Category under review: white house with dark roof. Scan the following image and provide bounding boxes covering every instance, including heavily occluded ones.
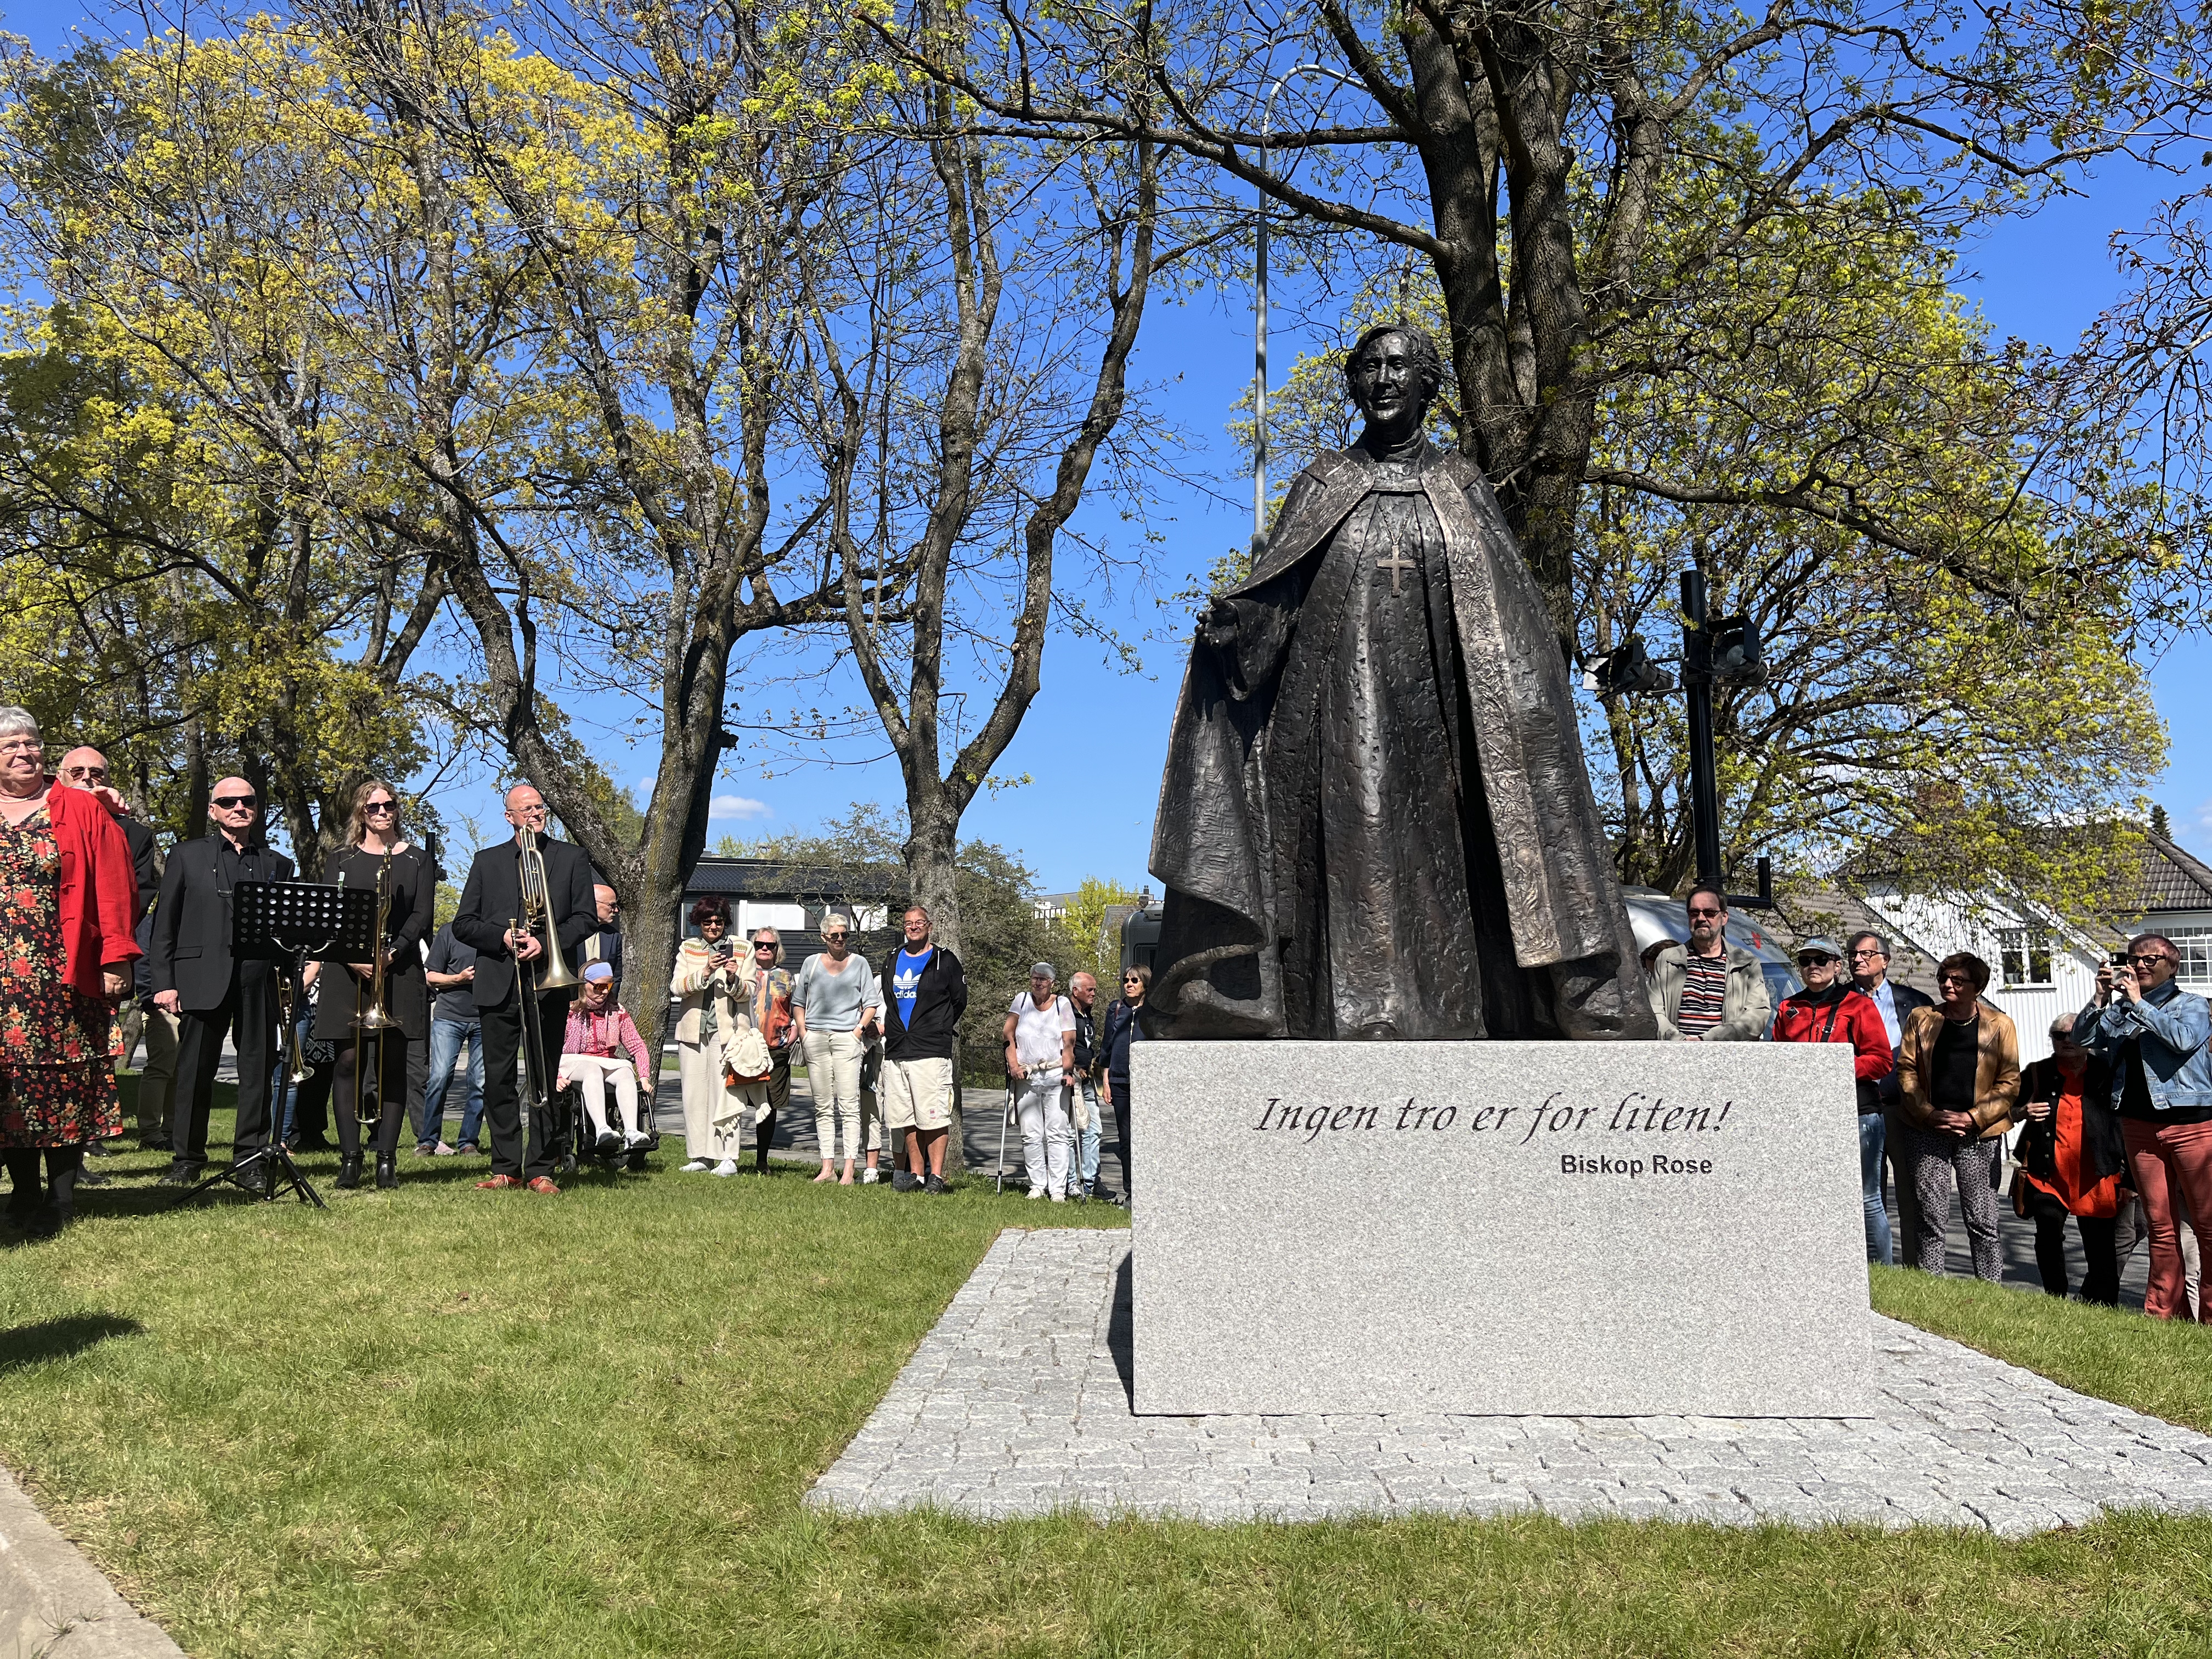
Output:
[1859,834,2212,1065]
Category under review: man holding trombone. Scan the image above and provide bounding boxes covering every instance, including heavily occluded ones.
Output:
[453,784,597,1194]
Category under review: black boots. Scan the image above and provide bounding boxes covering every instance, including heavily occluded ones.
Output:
[375,1154,398,1190]
[336,1156,362,1190]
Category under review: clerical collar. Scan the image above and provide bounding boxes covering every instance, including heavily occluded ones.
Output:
[1356,428,1430,465]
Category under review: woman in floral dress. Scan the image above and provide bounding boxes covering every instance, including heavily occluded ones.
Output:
[0,708,140,1235]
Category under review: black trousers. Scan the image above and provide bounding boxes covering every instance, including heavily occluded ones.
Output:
[753,1047,792,1172]
[479,991,573,1180]
[334,1030,410,1160]
[170,971,275,1170]
[2032,1206,2121,1305]
[1108,1073,1131,1194]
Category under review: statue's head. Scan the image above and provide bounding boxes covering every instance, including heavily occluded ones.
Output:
[1344,323,1443,431]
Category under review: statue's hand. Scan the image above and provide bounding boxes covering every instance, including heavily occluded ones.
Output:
[1199,597,1239,652]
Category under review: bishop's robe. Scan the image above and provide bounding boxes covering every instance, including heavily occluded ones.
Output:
[1148,436,1646,1040]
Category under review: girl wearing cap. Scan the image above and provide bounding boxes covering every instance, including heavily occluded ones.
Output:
[558,961,656,1158]
[793,914,883,1185]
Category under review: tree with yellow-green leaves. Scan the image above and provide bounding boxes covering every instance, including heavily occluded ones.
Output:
[0,40,447,854]
[1251,202,2168,932]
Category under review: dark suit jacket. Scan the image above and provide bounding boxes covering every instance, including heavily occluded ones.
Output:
[1873,981,1936,1107]
[148,834,296,1011]
[121,815,159,923]
[451,835,595,1009]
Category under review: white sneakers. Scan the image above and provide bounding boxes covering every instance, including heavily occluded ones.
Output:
[712,1159,740,1177]
[679,1159,712,1172]
[1027,1186,1047,1200]
[861,1168,881,1184]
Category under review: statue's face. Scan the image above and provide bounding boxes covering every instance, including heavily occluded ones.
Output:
[1346,331,1432,429]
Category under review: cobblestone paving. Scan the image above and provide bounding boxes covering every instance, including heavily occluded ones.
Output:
[808,1229,2212,1532]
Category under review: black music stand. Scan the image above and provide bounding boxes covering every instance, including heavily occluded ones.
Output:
[176,882,376,1209]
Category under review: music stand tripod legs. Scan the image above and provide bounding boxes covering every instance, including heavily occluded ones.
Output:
[173,878,373,1210]
[176,1051,325,1208]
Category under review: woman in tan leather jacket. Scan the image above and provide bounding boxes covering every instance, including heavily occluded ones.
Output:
[1898,951,2021,1280]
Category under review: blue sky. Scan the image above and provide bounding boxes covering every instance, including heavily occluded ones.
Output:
[8,2,2204,882]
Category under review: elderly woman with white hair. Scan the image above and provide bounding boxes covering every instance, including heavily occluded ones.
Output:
[0,707,140,1235]
[794,913,883,1184]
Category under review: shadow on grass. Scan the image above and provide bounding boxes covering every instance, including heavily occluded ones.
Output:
[0,1313,144,1376]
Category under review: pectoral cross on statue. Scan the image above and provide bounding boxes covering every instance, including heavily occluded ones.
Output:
[1376,549,1418,597]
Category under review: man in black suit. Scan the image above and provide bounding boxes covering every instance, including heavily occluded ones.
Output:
[452,783,596,1193]
[148,776,295,1188]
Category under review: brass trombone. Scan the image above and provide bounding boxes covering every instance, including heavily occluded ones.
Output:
[512,826,578,1118]
[351,850,397,1125]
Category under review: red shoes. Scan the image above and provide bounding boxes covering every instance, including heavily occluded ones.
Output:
[476,1173,524,1190]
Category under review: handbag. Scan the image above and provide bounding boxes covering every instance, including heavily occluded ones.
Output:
[724,1023,772,1087]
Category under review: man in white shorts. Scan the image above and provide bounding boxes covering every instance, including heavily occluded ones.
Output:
[879,904,969,1193]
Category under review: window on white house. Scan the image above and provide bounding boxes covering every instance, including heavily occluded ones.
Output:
[2171,931,2212,989]
[1997,928,2053,988]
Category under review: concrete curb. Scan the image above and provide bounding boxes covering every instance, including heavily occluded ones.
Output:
[0,1465,184,1658]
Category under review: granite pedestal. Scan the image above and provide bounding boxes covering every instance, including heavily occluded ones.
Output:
[1131,1041,1870,1417]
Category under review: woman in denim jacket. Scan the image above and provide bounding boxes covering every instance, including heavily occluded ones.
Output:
[2072,933,2212,1319]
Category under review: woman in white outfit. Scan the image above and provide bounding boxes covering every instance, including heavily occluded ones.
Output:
[793,913,883,1186]
[669,898,769,1175]
[1004,962,1076,1200]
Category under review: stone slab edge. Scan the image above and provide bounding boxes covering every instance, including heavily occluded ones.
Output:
[0,1463,185,1658]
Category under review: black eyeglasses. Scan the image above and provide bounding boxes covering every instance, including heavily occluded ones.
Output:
[1686,906,1724,919]
[753,940,776,950]
[1796,956,1835,968]
[212,794,256,809]
[2128,953,2173,967]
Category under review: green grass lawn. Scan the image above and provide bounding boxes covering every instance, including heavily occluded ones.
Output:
[8,1125,2212,1656]
[1870,1265,2212,1434]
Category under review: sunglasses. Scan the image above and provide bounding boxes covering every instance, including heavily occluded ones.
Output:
[1937,974,1974,986]
[212,793,257,809]
[1686,906,1724,919]
[362,801,397,814]
[1796,956,1835,967]
[60,765,106,781]
[753,941,776,950]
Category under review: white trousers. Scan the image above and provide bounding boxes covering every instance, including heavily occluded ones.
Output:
[560,1053,643,1143]
[677,1040,749,1160]
[1017,1072,1071,1195]
[809,1028,877,1161]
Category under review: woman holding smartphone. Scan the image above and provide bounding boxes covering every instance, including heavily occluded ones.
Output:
[671,897,752,1174]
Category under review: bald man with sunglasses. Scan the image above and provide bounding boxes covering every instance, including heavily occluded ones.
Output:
[148,778,295,1188]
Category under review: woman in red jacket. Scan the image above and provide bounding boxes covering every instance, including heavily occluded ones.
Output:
[0,708,140,1237]
[1774,938,1896,1263]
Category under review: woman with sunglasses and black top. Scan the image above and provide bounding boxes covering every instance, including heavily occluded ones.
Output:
[1097,964,1150,1202]
[306,780,433,1190]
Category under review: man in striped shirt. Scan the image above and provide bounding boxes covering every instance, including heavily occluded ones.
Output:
[1645,885,1773,1042]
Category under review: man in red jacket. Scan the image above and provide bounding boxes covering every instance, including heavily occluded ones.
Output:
[1776,938,1896,1263]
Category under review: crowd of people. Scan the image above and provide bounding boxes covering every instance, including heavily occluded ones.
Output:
[0,710,1147,1228]
[1646,883,2212,1319]
[4,698,2207,1323]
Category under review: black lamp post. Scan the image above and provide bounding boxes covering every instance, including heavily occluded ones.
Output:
[1585,570,1773,909]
